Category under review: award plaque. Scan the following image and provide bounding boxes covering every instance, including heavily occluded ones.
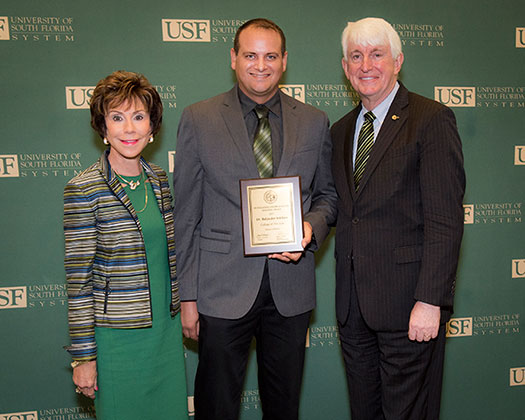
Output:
[240,176,304,256]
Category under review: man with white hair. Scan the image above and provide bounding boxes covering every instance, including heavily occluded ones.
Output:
[331,17,465,419]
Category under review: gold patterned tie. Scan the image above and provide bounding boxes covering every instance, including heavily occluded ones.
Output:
[253,105,273,178]
[353,111,376,190]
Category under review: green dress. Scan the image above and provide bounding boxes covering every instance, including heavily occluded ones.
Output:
[94,173,188,420]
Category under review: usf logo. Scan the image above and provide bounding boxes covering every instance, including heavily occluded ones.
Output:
[168,151,176,173]
[510,367,525,386]
[516,28,525,48]
[305,327,310,348]
[279,84,305,103]
[463,204,474,224]
[0,286,27,309]
[0,16,10,40]
[446,317,473,337]
[0,412,38,420]
[511,259,525,278]
[0,155,19,177]
[162,19,210,42]
[515,146,525,165]
[65,86,95,109]
[434,87,475,107]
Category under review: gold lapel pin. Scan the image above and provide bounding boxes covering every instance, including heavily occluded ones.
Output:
[392,115,400,120]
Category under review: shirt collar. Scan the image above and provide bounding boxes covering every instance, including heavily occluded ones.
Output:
[360,81,400,127]
[237,84,281,118]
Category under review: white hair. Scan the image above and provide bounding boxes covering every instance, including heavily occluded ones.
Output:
[341,17,402,61]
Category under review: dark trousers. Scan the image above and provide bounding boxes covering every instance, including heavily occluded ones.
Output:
[194,266,311,420]
[339,275,446,420]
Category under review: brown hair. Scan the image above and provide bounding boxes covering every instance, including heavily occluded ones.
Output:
[90,70,163,138]
[233,18,286,55]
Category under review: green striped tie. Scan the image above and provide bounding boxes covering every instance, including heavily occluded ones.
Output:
[253,105,273,178]
[354,111,376,190]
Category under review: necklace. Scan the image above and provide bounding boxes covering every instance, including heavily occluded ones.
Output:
[114,169,144,190]
[135,182,148,213]
[114,170,149,213]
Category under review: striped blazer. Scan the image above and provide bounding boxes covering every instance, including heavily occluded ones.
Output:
[64,152,179,361]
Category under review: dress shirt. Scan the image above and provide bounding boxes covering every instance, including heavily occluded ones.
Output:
[238,86,283,176]
[352,82,400,167]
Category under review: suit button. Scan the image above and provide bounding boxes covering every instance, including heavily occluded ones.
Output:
[352,217,359,224]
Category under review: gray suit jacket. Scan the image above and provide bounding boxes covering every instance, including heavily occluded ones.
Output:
[174,87,337,319]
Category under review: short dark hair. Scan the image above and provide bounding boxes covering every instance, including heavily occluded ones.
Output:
[234,18,286,55]
[90,70,163,138]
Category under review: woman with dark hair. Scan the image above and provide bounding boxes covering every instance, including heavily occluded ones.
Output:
[64,70,187,419]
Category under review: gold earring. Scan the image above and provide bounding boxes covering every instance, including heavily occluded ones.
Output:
[149,136,154,143]
[103,138,109,145]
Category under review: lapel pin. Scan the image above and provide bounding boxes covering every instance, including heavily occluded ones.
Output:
[392,115,400,120]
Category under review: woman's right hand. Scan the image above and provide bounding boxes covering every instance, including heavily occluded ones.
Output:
[73,360,97,399]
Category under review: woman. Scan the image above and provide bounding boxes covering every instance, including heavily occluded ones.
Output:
[64,70,187,419]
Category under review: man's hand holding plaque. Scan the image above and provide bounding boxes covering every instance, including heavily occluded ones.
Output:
[268,221,312,262]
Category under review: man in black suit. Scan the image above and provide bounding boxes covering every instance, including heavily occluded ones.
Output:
[331,17,465,419]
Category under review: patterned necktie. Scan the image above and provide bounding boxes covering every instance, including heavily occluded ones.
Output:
[253,105,273,178]
[353,111,376,190]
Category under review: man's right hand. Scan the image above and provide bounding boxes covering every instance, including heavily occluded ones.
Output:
[181,301,200,341]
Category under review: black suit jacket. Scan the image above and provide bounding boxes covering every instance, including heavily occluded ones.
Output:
[331,83,465,330]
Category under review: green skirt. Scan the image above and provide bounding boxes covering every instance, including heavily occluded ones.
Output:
[94,315,187,419]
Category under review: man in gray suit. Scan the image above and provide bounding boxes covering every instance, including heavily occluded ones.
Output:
[174,18,337,420]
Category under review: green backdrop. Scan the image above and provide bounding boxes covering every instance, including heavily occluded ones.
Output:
[1,1,524,419]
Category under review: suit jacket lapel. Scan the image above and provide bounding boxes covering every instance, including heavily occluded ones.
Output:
[355,85,409,196]
[276,91,299,176]
[100,152,140,224]
[220,88,260,177]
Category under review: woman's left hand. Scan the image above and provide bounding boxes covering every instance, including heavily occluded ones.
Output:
[73,360,98,399]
